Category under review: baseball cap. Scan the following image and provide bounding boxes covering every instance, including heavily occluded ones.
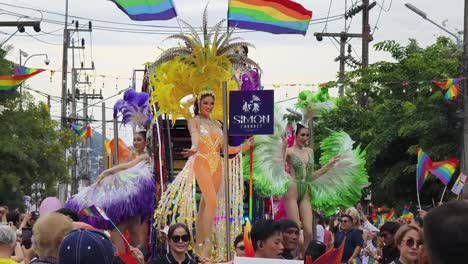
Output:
[58,229,114,264]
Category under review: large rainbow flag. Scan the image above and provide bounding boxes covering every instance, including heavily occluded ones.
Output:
[0,69,46,94]
[111,0,177,21]
[228,0,313,35]
[416,149,459,190]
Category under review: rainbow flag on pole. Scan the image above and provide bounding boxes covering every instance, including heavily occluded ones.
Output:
[417,149,432,191]
[79,205,110,220]
[431,159,459,186]
[14,66,44,75]
[0,70,46,94]
[228,0,313,35]
[111,0,177,21]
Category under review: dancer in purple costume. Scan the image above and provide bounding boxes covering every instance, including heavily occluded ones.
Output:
[66,131,155,252]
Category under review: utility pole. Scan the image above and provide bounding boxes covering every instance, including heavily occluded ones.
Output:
[462,0,468,199]
[58,0,69,204]
[68,20,93,195]
[102,102,107,170]
[314,1,374,96]
[61,0,69,130]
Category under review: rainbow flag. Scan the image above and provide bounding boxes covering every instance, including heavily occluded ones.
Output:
[14,66,44,75]
[402,205,414,223]
[79,205,110,220]
[383,208,395,222]
[417,149,432,191]
[350,258,362,264]
[71,124,92,138]
[0,70,46,94]
[228,0,313,35]
[432,78,462,101]
[313,240,344,264]
[111,0,177,21]
[430,158,459,186]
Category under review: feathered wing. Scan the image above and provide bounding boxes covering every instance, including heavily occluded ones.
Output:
[310,131,368,216]
[243,108,290,196]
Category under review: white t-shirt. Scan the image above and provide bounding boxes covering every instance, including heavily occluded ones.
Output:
[316,224,325,243]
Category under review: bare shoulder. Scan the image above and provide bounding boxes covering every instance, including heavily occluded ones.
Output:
[188,117,201,127]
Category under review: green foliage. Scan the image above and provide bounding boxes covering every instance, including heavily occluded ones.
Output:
[314,37,461,208]
[0,48,75,209]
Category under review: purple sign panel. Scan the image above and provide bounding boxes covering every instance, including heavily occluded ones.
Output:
[229,90,274,135]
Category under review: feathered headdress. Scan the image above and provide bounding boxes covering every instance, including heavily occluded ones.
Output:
[149,5,261,123]
[113,89,152,129]
[295,86,334,124]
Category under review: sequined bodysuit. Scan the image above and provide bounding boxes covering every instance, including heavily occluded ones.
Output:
[290,151,314,201]
[195,118,223,174]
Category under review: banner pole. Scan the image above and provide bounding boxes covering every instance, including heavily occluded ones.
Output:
[222,81,232,261]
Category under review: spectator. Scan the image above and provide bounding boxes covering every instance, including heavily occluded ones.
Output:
[20,212,40,230]
[345,207,362,230]
[55,208,80,222]
[234,234,245,257]
[314,213,325,243]
[423,200,468,264]
[0,225,17,264]
[322,217,333,249]
[149,223,196,264]
[58,229,116,264]
[250,220,284,259]
[25,212,74,264]
[277,218,299,259]
[6,211,21,229]
[390,225,422,264]
[378,221,401,264]
[334,214,363,264]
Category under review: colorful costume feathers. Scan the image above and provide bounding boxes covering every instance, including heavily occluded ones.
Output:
[113,89,152,129]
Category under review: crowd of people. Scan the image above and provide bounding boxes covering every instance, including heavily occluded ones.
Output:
[1,200,467,263]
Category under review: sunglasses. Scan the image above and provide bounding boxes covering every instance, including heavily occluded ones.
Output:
[341,219,350,223]
[171,234,190,243]
[236,246,245,251]
[404,238,423,248]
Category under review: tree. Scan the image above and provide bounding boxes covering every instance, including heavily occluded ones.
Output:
[314,37,461,208]
[0,48,75,209]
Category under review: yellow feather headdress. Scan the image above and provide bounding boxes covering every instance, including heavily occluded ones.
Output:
[149,5,261,124]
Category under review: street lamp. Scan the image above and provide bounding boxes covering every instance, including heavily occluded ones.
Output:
[19,50,50,100]
[405,3,462,49]
[31,182,45,210]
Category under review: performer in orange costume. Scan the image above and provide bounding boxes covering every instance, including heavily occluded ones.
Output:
[155,90,253,257]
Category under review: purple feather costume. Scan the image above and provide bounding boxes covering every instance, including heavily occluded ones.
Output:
[65,161,155,229]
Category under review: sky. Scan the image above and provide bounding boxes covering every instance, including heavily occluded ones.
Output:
[0,0,465,144]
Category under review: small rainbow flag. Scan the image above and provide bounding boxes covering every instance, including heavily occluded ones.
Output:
[0,70,46,94]
[71,124,92,138]
[79,205,110,221]
[417,149,432,191]
[383,208,395,222]
[402,205,414,223]
[111,0,177,21]
[228,0,313,35]
[430,158,459,186]
[350,258,362,264]
[432,78,462,101]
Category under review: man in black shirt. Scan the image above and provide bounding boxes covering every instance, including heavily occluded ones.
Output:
[378,221,401,264]
[334,214,363,263]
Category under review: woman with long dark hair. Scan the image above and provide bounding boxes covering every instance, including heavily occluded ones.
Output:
[155,90,253,258]
[66,130,155,253]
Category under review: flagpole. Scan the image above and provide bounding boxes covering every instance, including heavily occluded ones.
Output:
[169,0,185,34]
[416,183,422,210]
[222,81,232,261]
[439,185,448,205]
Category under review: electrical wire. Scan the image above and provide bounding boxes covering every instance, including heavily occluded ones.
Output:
[25,31,62,45]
